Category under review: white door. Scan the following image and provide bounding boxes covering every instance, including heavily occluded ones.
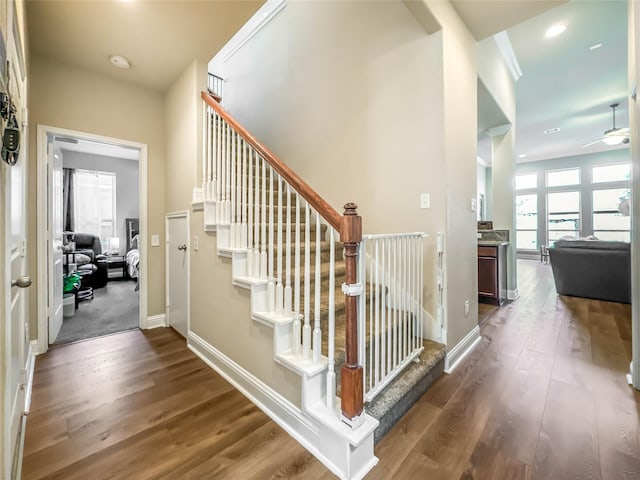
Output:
[166,213,189,337]
[1,2,30,477]
[48,141,63,343]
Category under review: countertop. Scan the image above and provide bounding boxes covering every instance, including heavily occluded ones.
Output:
[478,241,509,246]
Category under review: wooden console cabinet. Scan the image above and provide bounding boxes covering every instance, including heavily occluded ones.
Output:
[478,244,507,305]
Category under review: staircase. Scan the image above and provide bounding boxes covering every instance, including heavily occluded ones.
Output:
[189,90,445,479]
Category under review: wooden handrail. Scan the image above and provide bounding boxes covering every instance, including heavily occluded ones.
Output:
[201,92,342,231]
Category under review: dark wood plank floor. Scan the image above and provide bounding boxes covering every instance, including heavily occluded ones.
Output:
[23,259,640,479]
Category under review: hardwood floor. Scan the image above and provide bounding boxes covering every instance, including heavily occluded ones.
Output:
[23,259,640,479]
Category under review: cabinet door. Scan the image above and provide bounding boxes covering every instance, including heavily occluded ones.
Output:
[478,257,498,296]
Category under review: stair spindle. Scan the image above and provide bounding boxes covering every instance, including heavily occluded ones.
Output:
[326,228,336,408]
[260,158,267,280]
[313,211,321,364]
[284,183,292,316]
[247,147,254,277]
[293,192,301,354]
[303,202,311,359]
[276,175,284,314]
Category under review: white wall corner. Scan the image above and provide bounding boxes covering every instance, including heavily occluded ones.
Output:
[209,0,287,72]
[507,288,519,301]
[493,31,522,82]
[142,313,167,329]
[444,325,481,373]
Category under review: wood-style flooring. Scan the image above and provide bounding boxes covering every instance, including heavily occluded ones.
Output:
[23,259,640,479]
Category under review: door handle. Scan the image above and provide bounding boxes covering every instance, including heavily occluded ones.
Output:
[177,244,187,251]
[11,276,32,288]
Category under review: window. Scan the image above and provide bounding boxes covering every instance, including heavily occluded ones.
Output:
[546,168,580,187]
[593,188,630,242]
[592,163,630,183]
[515,173,537,190]
[516,194,537,249]
[74,170,116,247]
[547,191,580,244]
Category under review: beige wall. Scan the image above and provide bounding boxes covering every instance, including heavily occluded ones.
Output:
[27,55,167,337]
[428,0,479,348]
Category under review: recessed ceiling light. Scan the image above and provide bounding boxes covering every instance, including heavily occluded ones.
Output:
[589,43,603,50]
[518,154,527,158]
[544,127,560,134]
[109,54,131,69]
[544,24,566,38]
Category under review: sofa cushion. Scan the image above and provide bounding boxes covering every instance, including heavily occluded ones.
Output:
[553,239,630,251]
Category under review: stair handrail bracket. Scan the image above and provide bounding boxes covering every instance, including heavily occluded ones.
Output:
[339,203,364,426]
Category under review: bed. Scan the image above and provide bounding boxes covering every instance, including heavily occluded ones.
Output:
[125,218,140,289]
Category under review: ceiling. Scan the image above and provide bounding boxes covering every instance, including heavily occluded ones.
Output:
[478,0,630,164]
[26,0,264,92]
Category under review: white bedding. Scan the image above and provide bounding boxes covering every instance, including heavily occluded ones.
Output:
[126,248,140,279]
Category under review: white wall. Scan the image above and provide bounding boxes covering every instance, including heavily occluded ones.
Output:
[62,151,139,254]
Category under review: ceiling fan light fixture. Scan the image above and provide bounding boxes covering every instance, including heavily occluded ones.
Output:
[602,136,625,146]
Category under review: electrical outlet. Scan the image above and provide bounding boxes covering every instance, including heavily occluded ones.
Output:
[464,300,470,317]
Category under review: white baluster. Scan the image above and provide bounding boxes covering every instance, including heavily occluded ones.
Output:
[225,123,231,224]
[387,237,392,373]
[302,202,311,359]
[260,159,267,280]
[326,227,336,408]
[313,212,321,365]
[241,141,248,250]
[284,183,292,316]
[393,236,398,368]
[374,240,380,385]
[230,130,237,246]
[202,103,207,199]
[247,148,254,277]
[253,153,261,277]
[419,235,424,341]
[267,166,275,312]
[275,176,284,314]
[381,237,387,379]
[368,240,374,393]
[293,192,301,355]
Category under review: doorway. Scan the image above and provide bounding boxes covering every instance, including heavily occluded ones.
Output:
[37,126,148,351]
[166,212,189,337]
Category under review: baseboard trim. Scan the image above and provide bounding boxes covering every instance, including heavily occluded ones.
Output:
[24,341,37,415]
[188,331,374,480]
[142,314,167,330]
[507,289,519,301]
[444,325,481,373]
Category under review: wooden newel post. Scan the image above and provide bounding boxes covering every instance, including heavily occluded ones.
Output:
[340,203,364,423]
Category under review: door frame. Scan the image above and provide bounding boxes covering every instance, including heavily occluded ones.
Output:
[36,125,148,353]
[165,211,190,336]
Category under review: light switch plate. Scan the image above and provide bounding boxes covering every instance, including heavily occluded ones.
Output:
[471,198,477,212]
[420,193,430,209]
[151,234,160,247]
[193,235,199,252]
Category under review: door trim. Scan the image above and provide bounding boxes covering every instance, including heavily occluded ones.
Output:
[165,211,190,337]
[36,125,148,353]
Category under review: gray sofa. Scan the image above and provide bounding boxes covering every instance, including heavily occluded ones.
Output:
[549,239,631,304]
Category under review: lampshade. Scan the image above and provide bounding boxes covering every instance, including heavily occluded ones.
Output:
[108,237,120,251]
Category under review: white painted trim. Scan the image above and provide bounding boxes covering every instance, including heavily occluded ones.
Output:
[23,341,36,415]
[507,288,519,301]
[141,314,167,330]
[165,211,190,337]
[36,125,148,354]
[493,31,522,82]
[208,0,287,72]
[188,332,378,480]
[444,325,481,373]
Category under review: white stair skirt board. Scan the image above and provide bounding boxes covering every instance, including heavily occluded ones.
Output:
[188,332,379,480]
[444,325,481,374]
[142,314,167,330]
[507,289,519,301]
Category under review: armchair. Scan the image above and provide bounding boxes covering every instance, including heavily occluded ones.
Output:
[66,233,108,289]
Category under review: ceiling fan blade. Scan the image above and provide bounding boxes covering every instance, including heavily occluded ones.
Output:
[582,139,603,148]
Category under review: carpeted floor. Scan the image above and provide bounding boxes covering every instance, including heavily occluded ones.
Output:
[54,279,139,345]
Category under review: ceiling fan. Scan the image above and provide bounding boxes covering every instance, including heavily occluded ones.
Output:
[582,103,630,148]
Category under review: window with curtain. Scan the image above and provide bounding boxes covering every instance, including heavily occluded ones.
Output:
[73,170,116,247]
